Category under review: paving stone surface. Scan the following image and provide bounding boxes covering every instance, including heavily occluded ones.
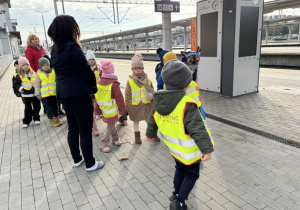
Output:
[0,59,300,209]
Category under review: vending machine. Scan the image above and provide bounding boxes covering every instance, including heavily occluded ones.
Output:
[197,0,263,97]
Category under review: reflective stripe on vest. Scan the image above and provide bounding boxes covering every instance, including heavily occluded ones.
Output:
[13,73,18,78]
[153,96,210,165]
[129,77,152,105]
[21,75,35,91]
[95,83,119,118]
[186,80,201,108]
[203,117,214,148]
[37,70,56,98]
[94,69,100,81]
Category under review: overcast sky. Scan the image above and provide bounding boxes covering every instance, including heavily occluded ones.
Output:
[8,0,300,45]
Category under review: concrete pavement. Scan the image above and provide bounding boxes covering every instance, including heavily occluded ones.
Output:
[0,58,300,210]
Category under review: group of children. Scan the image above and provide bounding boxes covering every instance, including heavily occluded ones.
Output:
[12,48,214,210]
[12,56,62,128]
[85,50,157,153]
[86,49,214,210]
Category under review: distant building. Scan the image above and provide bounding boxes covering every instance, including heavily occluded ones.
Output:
[0,0,21,57]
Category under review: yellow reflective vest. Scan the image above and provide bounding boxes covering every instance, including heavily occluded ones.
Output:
[37,70,56,98]
[13,72,18,78]
[95,83,119,118]
[153,95,214,165]
[21,74,36,91]
[94,66,101,81]
[185,81,213,142]
[186,80,202,108]
[129,77,152,105]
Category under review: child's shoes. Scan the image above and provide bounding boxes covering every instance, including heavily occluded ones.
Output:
[154,135,160,142]
[101,147,111,153]
[93,131,100,136]
[169,192,177,201]
[170,200,187,210]
[54,116,63,126]
[49,119,60,127]
[113,140,121,146]
[134,131,142,144]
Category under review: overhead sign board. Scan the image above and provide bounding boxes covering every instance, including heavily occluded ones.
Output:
[155,1,180,13]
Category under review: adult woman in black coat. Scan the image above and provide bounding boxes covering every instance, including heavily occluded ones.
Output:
[48,15,104,172]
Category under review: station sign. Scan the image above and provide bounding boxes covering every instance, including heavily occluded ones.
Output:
[155,1,180,13]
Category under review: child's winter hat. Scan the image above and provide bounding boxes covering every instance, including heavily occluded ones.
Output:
[100,60,114,75]
[86,50,96,61]
[162,60,192,90]
[131,53,144,69]
[163,52,177,65]
[38,58,50,68]
[18,57,29,67]
[156,48,168,63]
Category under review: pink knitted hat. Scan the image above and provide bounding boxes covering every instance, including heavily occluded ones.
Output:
[100,60,114,74]
[18,57,29,67]
[131,53,144,69]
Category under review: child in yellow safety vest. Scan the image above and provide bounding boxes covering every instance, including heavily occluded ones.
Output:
[146,60,214,210]
[86,50,102,136]
[13,57,41,128]
[181,48,206,120]
[94,60,126,153]
[34,58,62,127]
[12,59,20,96]
[125,53,160,144]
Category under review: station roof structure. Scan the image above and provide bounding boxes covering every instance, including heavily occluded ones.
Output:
[81,18,190,43]
[264,0,300,14]
[81,0,300,43]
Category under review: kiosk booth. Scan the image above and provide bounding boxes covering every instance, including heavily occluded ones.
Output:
[197,0,264,97]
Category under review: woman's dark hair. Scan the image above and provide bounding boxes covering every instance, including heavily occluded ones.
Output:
[48,15,81,52]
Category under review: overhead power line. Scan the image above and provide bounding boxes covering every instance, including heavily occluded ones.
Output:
[55,0,198,6]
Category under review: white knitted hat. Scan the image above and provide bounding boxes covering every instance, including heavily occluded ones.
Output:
[86,50,96,61]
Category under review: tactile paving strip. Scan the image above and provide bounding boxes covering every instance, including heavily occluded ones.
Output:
[206,113,300,149]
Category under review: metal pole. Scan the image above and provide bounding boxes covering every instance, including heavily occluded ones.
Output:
[162,0,172,51]
[298,24,300,44]
[288,25,291,42]
[62,0,65,14]
[116,0,119,23]
[112,0,116,24]
[113,37,116,51]
[35,11,49,51]
[53,0,58,16]
[41,13,49,51]
[146,33,149,52]
[133,34,135,52]
[265,26,268,45]
[184,26,187,51]
[30,24,38,34]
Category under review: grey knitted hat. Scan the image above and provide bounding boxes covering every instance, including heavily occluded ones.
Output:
[162,60,192,90]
